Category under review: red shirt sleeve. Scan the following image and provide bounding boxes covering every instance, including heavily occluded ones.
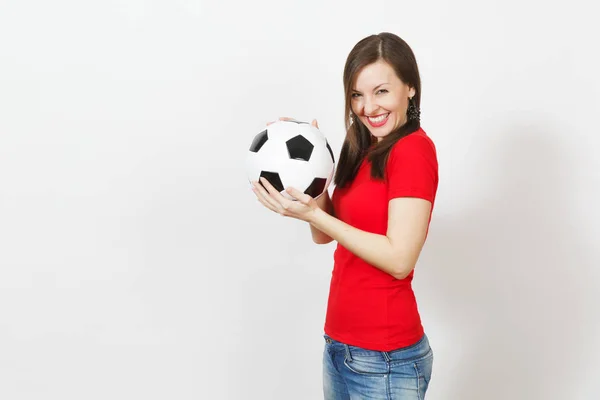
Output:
[386,132,438,203]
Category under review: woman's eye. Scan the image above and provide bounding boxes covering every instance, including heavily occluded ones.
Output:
[351,93,361,98]
[376,89,389,94]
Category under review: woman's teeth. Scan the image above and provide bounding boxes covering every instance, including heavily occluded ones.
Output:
[368,113,389,123]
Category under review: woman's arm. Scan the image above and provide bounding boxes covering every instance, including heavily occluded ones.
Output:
[252,177,431,278]
[310,191,334,244]
[307,197,431,279]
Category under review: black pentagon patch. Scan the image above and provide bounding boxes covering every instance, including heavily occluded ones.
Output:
[304,178,327,198]
[326,141,335,163]
[286,135,313,161]
[249,129,268,152]
[259,171,284,193]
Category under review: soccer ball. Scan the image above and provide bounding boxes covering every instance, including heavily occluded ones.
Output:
[246,120,335,200]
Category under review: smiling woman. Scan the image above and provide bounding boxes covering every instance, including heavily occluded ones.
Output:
[350,61,415,135]
[250,32,438,400]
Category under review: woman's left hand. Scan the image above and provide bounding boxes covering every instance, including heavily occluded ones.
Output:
[251,177,319,223]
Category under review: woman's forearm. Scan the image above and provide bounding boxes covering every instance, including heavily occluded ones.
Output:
[310,191,334,244]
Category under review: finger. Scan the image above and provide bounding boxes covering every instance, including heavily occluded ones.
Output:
[311,119,319,129]
[253,187,280,213]
[254,190,279,213]
[268,117,296,126]
[252,181,276,206]
[260,177,292,210]
[253,181,284,212]
[259,177,284,199]
[286,187,312,204]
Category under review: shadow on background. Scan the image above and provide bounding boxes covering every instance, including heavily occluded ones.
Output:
[422,118,596,399]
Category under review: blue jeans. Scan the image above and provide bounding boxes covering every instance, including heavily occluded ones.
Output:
[322,333,433,399]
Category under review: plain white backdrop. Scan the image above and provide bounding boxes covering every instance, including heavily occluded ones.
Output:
[1,0,598,399]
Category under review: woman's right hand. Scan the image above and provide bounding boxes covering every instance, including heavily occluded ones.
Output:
[267,116,319,129]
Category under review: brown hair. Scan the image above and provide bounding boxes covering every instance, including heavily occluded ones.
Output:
[334,32,422,188]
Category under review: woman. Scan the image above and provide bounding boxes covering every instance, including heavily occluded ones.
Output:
[251,32,438,399]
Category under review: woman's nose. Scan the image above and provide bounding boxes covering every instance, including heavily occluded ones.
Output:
[363,97,378,115]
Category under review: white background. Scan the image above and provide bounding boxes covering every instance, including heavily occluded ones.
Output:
[1,0,598,399]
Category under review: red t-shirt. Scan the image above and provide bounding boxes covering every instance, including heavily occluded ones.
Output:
[324,127,439,351]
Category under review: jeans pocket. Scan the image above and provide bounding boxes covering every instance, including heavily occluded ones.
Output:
[413,351,433,385]
[387,335,432,366]
[343,353,389,376]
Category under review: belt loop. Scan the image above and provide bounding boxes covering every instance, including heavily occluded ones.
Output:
[382,351,391,362]
[343,344,353,362]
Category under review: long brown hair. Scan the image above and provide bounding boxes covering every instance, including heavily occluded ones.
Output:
[334,32,422,188]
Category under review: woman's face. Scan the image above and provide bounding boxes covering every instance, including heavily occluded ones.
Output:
[350,60,415,141]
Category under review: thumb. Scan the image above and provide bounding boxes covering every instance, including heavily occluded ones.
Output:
[286,187,310,203]
[311,119,319,129]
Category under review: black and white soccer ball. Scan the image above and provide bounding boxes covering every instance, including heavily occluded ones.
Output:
[246,120,335,200]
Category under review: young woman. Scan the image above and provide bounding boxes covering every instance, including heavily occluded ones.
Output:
[251,32,439,399]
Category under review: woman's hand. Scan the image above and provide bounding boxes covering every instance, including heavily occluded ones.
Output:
[267,116,319,129]
[251,177,320,223]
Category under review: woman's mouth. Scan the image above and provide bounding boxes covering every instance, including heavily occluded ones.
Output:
[366,113,390,128]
